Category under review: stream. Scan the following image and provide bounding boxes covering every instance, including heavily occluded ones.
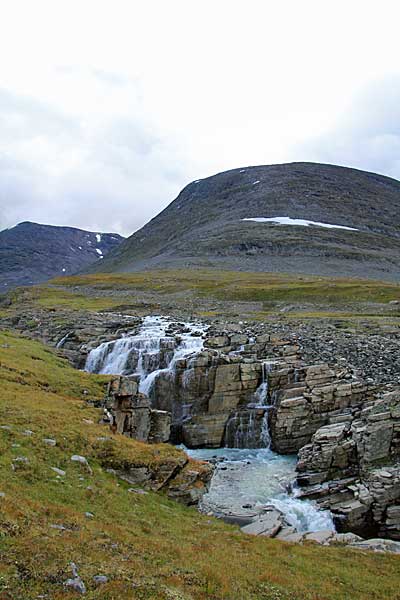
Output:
[85,315,334,533]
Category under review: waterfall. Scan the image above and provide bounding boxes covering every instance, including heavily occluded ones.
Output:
[260,411,270,447]
[56,331,73,349]
[85,316,206,396]
[224,361,274,449]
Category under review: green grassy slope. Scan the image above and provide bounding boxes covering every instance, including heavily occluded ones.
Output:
[48,270,400,304]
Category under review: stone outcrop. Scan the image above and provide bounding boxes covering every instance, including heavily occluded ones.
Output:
[204,327,301,364]
[153,351,268,447]
[238,506,400,553]
[241,507,287,537]
[107,376,171,443]
[296,389,400,538]
[269,363,375,453]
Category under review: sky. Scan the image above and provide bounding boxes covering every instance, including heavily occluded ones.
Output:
[0,0,400,236]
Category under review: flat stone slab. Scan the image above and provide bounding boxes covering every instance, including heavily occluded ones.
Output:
[241,510,282,537]
[349,538,400,553]
[303,529,335,544]
[329,532,363,544]
[279,532,305,543]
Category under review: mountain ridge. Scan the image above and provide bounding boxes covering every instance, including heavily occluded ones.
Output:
[85,162,400,281]
[0,221,124,291]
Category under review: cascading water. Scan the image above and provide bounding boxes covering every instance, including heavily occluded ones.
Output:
[185,446,334,533]
[86,315,334,534]
[85,316,207,397]
[214,360,334,532]
[224,360,274,449]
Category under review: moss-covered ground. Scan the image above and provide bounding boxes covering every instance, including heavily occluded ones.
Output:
[48,270,400,304]
[2,269,399,325]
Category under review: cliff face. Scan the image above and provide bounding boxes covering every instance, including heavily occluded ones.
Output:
[0,221,124,291]
[88,162,400,281]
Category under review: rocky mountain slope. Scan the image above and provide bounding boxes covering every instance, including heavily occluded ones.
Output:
[89,162,400,281]
[0,221,124,291]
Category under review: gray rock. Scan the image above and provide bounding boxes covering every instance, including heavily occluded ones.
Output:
[241,509,283,537]
[64,563,86,594]
[43,438,57,446]
[51,467,66,476]
[106,376,171,443]
[71,455,92,474]
[350,538,400,553]
[71,455,87,464]
[93,575,108,585]
[329,532,364,544]
[303,529,334,544]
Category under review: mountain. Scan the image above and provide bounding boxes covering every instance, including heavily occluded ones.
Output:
[88,162,400,281]
[0,221,124,291]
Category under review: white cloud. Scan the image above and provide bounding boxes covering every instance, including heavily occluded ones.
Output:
[0,0,399,235]
[293,77,400,180]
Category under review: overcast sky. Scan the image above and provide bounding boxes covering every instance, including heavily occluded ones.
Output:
[1,0,400,236]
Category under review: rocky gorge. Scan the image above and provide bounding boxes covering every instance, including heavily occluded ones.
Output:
[4,306,400,552]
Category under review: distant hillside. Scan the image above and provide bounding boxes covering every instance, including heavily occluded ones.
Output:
[88,162,400,281]
[0,221,124,291]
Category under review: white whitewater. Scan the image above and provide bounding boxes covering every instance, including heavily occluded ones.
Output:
[186,447,334,533]
[85,315,206,396]
[86,315,333,533]
[197,360,333,532]
[224,360,274,449]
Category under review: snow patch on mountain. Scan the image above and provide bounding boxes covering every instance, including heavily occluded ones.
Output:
[242,217,358,231]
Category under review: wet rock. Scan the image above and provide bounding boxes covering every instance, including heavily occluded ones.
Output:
[295,389,400,538]
[269,364,375,453]
[205,335,230,349]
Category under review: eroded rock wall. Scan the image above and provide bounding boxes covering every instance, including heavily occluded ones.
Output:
[296,389,400,538]
[268,364,375,453]
[107,376,171,444]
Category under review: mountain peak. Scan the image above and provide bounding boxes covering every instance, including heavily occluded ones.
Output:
[87,162,400,281]
[0,222,124,291]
